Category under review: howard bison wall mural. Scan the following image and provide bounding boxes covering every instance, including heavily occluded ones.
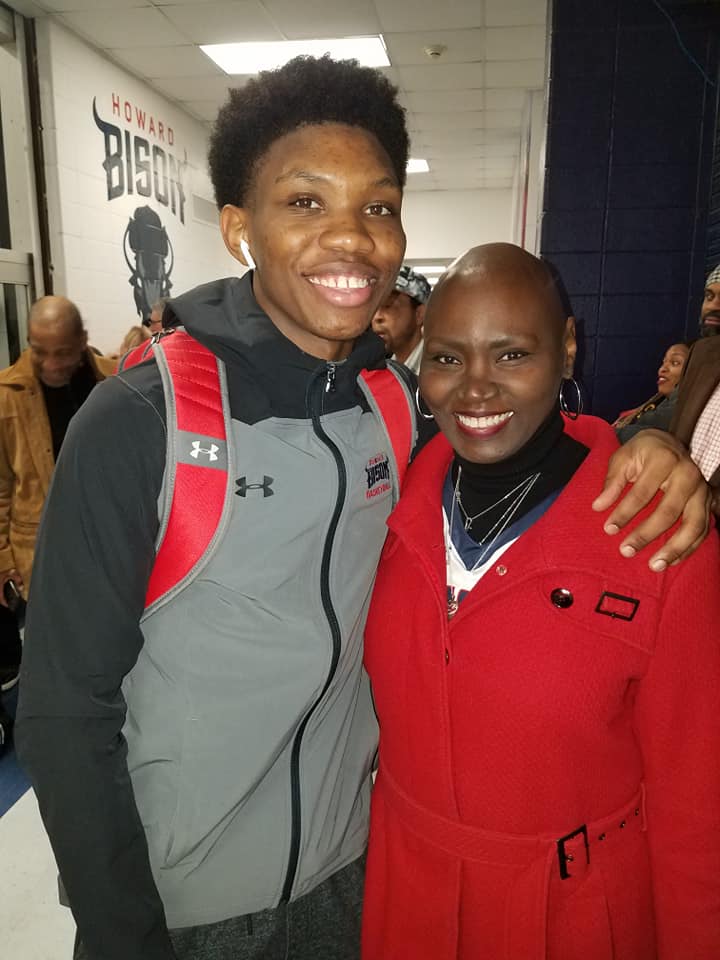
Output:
[93,94,186,324]
[124,206,173,324]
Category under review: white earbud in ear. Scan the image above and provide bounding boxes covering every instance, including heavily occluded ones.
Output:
[240,238,256,271]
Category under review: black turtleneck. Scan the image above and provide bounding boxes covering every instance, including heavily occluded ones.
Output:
[452,404,589,544]
[41,358,98,459]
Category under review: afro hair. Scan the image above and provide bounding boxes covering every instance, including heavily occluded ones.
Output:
[208,55,409,209]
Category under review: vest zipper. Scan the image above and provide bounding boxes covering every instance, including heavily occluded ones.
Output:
[280,365,347,902]
[325,362,337,393]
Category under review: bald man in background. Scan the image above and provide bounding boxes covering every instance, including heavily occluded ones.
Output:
[0,296,115,603]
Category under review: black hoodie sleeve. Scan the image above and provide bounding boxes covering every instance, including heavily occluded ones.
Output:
[15,371,177,960]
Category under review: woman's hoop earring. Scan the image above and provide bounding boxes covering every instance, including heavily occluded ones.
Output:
[415,387,435,421]
[559,377,583,420]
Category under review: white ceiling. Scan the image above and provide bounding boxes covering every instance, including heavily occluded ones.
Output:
[16,0,549,192]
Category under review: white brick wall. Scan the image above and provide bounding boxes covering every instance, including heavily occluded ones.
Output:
[36,20,240,355]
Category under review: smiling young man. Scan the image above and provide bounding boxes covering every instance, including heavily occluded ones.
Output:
[17,56,414,960]
[15,59,711,960]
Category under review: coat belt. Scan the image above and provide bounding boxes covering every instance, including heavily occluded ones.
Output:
[379,767,646,959]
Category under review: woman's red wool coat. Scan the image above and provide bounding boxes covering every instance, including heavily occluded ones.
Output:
[362,415,720,960]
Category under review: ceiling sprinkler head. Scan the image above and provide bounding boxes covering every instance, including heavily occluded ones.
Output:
[424,44,447,59]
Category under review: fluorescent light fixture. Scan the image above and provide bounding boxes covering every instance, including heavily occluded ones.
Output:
[412,264,447,274]
[407,158,430,174]
[201,37,390,74]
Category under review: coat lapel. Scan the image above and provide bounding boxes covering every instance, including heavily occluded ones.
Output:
[386,434,452,599]
[386,417,627,624]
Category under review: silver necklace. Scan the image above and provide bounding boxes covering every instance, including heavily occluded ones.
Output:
[446,466,542,618]
[453,466,541,533]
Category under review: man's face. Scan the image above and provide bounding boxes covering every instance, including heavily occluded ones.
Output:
[222,122,406,362]
[149,307,163,334]
[371,290,424,362]
[701,282,720,336]
[29,322,87,388]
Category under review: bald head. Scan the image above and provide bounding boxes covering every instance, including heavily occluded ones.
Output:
[418,243,578,464]
[429,243,567,335]
[29,296,84,338]
[28,296,88,387]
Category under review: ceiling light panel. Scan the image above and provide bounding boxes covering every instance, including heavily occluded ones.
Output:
[201,36,390,73]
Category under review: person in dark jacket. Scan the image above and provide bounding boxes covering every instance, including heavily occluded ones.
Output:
[16,57,711,960]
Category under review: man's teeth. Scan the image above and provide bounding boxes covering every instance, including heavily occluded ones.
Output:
[456,411,514,429]
[308,276,371,289]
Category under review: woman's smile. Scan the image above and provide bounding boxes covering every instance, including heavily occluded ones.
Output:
[454,410,515,436]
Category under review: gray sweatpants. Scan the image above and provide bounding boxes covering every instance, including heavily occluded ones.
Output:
[74,855,365,960]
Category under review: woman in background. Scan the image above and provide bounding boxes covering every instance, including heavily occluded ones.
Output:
[613,340,691,433]
[110,324,151,360]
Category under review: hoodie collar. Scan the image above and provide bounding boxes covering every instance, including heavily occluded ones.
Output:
[165,273,387,422]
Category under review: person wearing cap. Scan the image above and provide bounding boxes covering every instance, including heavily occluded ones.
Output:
[372,265,431,374]
[668,263,720,504]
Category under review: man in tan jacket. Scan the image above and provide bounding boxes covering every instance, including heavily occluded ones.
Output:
[0,296,115,604]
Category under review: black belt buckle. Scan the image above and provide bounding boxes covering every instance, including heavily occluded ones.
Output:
[556,823,589,879]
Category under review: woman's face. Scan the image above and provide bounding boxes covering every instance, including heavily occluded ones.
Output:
[222,123,406,361]
[656,343,689,396]
[420,272,575,464]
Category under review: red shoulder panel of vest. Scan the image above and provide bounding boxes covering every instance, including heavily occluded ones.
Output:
[137,337,413,611]
[143,332,229,609]
[121,340,154,370]
[359,368,413,490]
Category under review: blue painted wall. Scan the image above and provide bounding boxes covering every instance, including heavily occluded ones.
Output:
[542,0,720,421]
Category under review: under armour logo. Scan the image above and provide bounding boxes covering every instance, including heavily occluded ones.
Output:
[190,440,219,462]
[235,476,275,498]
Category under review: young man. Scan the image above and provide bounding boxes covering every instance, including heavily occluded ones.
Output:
[16,58,709,960]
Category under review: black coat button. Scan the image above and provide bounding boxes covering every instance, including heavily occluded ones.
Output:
[551,588,573,608]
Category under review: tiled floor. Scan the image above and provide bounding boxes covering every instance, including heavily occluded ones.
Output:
[1,688,75,958]
[1,788,76,958]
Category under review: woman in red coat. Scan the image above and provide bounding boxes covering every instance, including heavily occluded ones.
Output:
[362,243,720,960]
